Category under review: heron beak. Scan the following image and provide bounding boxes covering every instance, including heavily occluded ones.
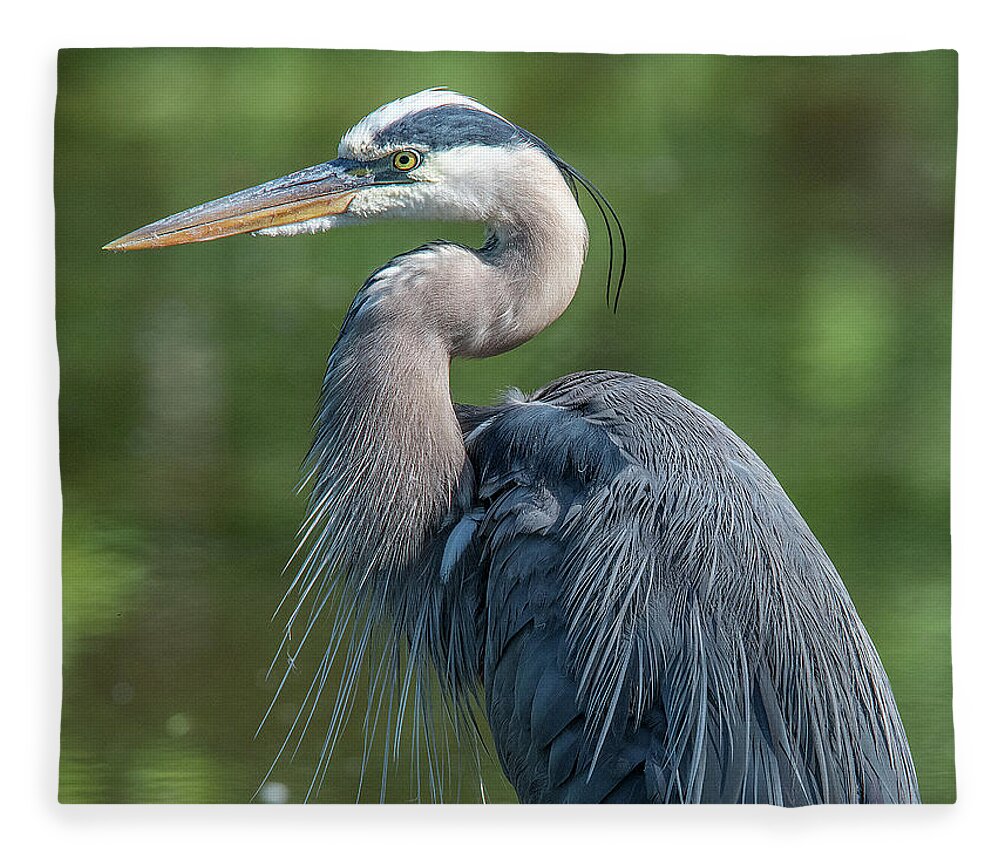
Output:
[102,159,374,251]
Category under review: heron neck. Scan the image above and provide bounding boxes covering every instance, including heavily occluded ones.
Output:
[300,319,464,604]
[462,173,590,357]
[365,165,589,360]
[301,170,587,588]
[463,206,587,356]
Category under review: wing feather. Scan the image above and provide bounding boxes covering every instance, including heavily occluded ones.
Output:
[464,371,919,804]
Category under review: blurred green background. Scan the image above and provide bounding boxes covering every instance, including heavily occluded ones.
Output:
[56,49,955,803]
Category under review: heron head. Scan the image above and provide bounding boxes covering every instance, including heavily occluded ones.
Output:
[102,89,577,250]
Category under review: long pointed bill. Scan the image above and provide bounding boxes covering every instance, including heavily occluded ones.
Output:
[103,159,374,251]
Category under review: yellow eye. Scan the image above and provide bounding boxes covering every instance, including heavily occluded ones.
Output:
[392,150,420,171]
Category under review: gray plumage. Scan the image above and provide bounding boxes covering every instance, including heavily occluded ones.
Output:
[462,374,918,802]
[106,88,920,804]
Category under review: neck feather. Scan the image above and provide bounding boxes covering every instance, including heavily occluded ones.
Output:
[293,153,588,621]
[300,314,464,586]
[453,155,590,358]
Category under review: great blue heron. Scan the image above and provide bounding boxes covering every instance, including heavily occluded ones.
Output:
[105,88,919,804]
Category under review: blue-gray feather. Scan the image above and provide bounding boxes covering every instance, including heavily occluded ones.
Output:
[455,371,919,803]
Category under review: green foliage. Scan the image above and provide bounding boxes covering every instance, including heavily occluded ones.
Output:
[56,49,955,803]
